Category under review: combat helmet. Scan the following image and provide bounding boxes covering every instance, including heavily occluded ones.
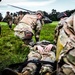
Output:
[57,12,67,19]
[36,10,44,17]
[6,11,10,14]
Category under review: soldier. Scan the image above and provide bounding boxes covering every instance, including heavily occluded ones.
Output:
[3,11,13,29]
[18,11,24,22]
[14,10,44,45]
[54,12,68,44]
[54,12,68,60]
[56,13,75,75]
[13,11,24,25]
[2,40,56,75]
[13,13,18,25]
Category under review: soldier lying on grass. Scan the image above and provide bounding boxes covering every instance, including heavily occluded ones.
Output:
[2,40,56,75]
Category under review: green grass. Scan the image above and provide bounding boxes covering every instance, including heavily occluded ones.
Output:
[40,21,58,42]
[0,21,58,71]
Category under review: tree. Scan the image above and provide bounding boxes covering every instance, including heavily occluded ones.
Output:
[49,9,58,21]
[52,9,57,14]
[43,11,49,17]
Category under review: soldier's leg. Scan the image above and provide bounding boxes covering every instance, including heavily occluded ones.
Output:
[21,51,41,75]
[21,63,37,75]
[34,30,40,42]
[23,39,34,46]
[8,21,12,29]
[40,64,53,75]
[14,31,31,45]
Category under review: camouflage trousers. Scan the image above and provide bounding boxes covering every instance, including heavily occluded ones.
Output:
[21,50,55,75]
[14,23,34,44]
[21,51,41,75]
[40,51,55,74]
[7,19,13,29]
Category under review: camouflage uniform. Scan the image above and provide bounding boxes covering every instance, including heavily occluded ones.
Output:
[2,40,56,75]
[21,49,41,75]
[56,13,75,75]
[14,11,44,45]
[54,17,68,44]
[13,11,24,25]
[39,45,56,75]
[54,12,68,44]
[20,40,56,75]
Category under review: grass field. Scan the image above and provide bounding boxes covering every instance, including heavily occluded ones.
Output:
[0,21,58,71]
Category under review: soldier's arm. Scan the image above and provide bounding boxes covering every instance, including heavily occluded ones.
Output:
[63,14,74,36]
[63,22,73,36]
[36,20,42,30]
[63,22,75,43]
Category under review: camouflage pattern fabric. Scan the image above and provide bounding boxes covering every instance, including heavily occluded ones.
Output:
[58,48,75,75]
[14,14,43,44]
[54,17,68,44]
[56,29,69,61]
[14,22,33,39]
[56,14,75,75]
[21,50,41,75]
[20,40,56,75]
[36,44,55,74]
[34,20,42,42]
[4,13,13,29]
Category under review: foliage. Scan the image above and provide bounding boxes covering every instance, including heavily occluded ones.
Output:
[0,21,58,71]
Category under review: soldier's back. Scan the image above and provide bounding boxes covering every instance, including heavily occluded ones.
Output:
[20,14,37,26]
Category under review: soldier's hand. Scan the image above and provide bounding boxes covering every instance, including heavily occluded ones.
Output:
[45,44,53,52]
[37,45,44,54]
